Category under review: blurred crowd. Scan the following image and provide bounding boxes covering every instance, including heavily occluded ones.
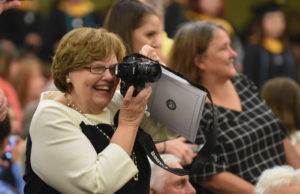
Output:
[0,0,300,193]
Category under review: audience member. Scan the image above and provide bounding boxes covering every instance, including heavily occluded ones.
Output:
[0,0,45,61]
[104,0,196,166]
[23,27,177,193]
[0,78,22,134]
[261,77,300,155]
[138,0,174,62]
[243,2,298,90]
[0,114,25,194]
[150,154,196,194]
[168,21,300,194]
[104,0,164,60]
[0,46,19,84]
[254,165,300,194]
[0,45,22,134]
[40,0,104,63]
[164,0,190,38]
[0,88,7,122]
[0,0,20,15]
[186,0,232,35]
[11,58,45,109]
[186,0,244,72]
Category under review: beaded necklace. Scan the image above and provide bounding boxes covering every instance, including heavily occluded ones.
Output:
[64,93,139,181]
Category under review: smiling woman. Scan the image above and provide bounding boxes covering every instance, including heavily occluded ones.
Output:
[168,21,300,194]
[104,0,163,56]
[23,27,177,194]
[104,0,198,167]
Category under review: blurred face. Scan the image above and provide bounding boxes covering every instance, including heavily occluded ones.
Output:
[8,60,19,83]
[27,66,45,102]
[68,54,119,114]
[157,163,196,194]
[198,0,223,16]
[262,11,285,39]
[198,28,237,81]
[132,14,163,53]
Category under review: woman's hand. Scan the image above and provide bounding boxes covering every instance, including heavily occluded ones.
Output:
[11,136,25,164]
[0,0,21,14]
[161,137,198,166]
[118,85,152,130]
[140,45,165,65]
[112,86,152,155]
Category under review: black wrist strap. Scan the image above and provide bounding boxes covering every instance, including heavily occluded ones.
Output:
[114,111,189,176]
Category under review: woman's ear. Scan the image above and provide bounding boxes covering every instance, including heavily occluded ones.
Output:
[194,54,206,71]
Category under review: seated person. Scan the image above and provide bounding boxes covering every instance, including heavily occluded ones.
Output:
[261,77,300,155]
[254,165,300,194]
[0,115,25,194]
[150,154,196,194]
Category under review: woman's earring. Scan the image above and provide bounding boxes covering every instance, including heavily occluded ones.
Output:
[66,78,71,84]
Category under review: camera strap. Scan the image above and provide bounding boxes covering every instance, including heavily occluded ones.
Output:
[160,65,218,173]
[113,111,189,176]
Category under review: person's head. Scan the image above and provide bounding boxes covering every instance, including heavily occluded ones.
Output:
[261,77,300,131]
[150,154,196,194]
[52,27,126,113]
[0,0,21,15]
[254,2,286,40]
[168,21,236,83]
[104,0,163,54]
[254,165,300,194]
[188,0,225,17]
[12,58,45,108]
[0,46,19,83]
[139,0,165,17]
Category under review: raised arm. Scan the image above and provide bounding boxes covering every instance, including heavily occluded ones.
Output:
[111,86,152,155]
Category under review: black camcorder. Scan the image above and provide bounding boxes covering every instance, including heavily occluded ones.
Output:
[114,53,162,97]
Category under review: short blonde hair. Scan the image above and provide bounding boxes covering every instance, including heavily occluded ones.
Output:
[52,27,126,93]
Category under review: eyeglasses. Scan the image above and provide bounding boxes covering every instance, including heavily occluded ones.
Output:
[83,64,116,75]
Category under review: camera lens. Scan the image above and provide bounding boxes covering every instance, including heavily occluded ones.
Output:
[137,61,161,82]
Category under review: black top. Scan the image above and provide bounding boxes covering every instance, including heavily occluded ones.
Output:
[190,74,288,194]
[164,2,190,38]
[243,44,298,90]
